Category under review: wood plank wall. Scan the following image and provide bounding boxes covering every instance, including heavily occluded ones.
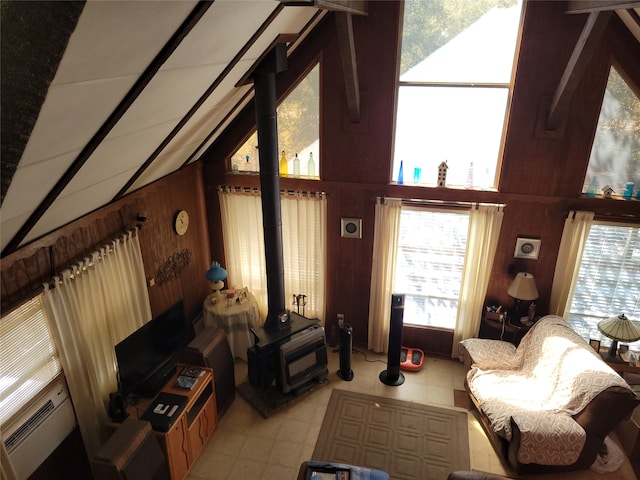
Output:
[202,1,640,354]
[1,163,212,322]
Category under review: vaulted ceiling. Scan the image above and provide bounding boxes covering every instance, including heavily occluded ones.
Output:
[1,0,638,257]
[1,0,330,255]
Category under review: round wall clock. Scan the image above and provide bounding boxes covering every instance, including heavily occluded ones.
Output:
[174,210,189,236]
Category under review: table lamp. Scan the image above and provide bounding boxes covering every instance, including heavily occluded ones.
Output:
[598,314,640,362]
[205,261,227,297]
[507,272,538,324]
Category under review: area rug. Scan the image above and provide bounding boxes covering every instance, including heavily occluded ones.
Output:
[312,390,470,480]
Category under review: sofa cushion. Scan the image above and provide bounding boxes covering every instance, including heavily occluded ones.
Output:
[511,411,586,465]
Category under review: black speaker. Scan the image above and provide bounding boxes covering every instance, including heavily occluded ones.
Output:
[108,392,129,423]
[337,324,354,381]
[180,327,236,418]
[379,294,405,386]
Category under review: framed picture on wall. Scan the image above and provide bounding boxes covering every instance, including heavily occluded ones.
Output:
[589,339,601,352]
[514,238,541,259]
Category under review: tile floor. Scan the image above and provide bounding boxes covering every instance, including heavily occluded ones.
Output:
[186,348,638,480]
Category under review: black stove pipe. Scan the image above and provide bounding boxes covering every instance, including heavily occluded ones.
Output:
[253,45,288,332]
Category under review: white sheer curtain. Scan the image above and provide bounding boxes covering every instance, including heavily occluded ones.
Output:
[218,187,327,322]
[550,211,594,317]
[218,190,268,319]
[43,229,151,458]
[452,204,504,354]
[368,198,402,353]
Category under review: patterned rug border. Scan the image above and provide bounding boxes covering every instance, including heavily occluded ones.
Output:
[313,389,470,480]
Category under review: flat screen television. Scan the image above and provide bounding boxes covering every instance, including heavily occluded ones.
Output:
[115,300,193,398]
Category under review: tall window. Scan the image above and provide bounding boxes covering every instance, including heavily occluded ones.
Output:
[231,63,319,178]
[567,223,640,348]
[0,294,62,426]
[394,0,522,188]
[218,189,326,322]
[582,66,640,197]
[394,207,469,328]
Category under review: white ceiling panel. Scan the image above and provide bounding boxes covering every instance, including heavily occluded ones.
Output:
[187,93,256,165]
[1,211,34,252]
[53,0,197,85]
[162,0,279,70]
[19,76,137,166]
[167,85,252,149]
[130,143,199,191]
[24,168,140,245]
[1,151,79,221]
[60,121,178,197]
[108,63,224,138]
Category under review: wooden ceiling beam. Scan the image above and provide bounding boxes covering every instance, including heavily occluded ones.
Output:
[335,12,360,122]
[316,0,367,15]
[281,0,367,15]
[546,10,612,131]
[566,1,640,14]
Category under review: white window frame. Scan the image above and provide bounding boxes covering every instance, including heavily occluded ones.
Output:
[393,0,523,189]
[394,206,470,328]
[0,293,62,427]
[230,63,320,178]
[567,221,640,348]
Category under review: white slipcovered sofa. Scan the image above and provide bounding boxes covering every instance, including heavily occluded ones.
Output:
[458,315,639,474]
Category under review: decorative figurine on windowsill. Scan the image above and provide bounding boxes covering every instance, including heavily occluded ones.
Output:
[437,161,448,187]
[602,185,615,198]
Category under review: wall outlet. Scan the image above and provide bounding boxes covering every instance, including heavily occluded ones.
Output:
[337,313,344,328]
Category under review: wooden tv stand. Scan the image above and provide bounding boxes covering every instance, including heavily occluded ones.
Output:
[120,366,217,480]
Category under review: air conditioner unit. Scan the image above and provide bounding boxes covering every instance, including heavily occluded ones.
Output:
[2,377,77,479]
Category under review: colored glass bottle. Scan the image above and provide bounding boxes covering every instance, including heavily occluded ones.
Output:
[279,151,288,176]
[586,176,598,198]
[465,161,474,189]
[307,152,315,178]
[398,160,404,184]
[293,153,300,177]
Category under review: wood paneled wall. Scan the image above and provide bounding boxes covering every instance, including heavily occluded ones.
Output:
[202,1,640,353]
[1,163,212,322]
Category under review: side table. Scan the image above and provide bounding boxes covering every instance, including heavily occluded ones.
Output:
[479,316,533,346]
[601,352,640,376]
[203,291,261,361]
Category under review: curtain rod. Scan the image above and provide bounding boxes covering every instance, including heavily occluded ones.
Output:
[45,227,140,288]
[378,196,505,209]
[217,185,327,197]
[3,227,140,312]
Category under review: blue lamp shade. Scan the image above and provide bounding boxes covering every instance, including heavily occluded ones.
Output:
[205,262,227,282]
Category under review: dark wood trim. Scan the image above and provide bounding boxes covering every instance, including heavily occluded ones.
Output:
[180,12,324,169]
[1,1,214,258]
[115,3,286,199]
[179,88,254,170]
[566,1,640,14]
[547,10,612,130]
[200,12,331,166]
[236,32,297,87]
[335,12,360,122]
[316,0,367,15]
